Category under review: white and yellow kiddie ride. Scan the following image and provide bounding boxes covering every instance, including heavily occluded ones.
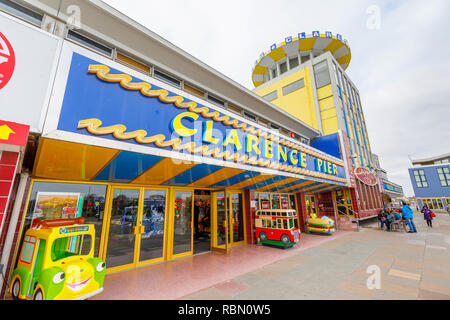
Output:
[9,218,106,300]
[306,213,335,235]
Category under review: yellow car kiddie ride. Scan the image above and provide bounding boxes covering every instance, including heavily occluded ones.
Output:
[9,218,106,300]
[306,213,335,234]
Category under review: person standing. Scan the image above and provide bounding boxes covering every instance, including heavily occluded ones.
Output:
[402,201,417,233]
[421,204,433,228]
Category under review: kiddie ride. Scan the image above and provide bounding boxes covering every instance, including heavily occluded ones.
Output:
[255,209,300,248]
[306,213,335,234]
[9,218,106,300]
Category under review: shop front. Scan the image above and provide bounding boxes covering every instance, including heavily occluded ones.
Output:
[11,42,349,275]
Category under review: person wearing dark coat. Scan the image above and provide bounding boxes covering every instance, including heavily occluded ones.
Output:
[421,204,433,228]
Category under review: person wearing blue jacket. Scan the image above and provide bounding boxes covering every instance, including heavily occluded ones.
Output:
[402,201,417,233]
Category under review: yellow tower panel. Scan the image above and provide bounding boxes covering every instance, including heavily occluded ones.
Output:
[319,96,334,111]
[254,67,319,130]
[317,84,333,100]
[321,110,339,136]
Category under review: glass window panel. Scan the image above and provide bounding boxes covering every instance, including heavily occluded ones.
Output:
[231,193,244,243]
[0,0,42,25]
[271,194,280,209]
[172,191,193,255]
[106,189,140,268]
[432,199,438,209]
[20,241,35,263]
[207,94,225,107]
[140,189,166,261]
[262,90,278,102]
[289,56,299,69]
[279,61,288,74]
[21,182,107,258]
[271,68,277,79]
[260,193,270,209]
[314,60,331,88]
[153,69,181,88]
[300,54,310,64]
[282,79,305,95]
[67,30,112,57]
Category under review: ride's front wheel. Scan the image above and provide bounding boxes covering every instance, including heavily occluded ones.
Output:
[281,234,291,245]
[259,231,267,242]
[33,288,44,300]
[11,279,20,299]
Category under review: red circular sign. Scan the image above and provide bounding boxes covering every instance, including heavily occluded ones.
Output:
[0,32,15,91]
[354,167,378,186]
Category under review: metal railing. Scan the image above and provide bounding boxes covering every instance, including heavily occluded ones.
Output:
[336,201,360,231]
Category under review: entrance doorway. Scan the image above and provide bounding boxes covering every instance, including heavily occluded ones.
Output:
[103,187,168,273]
[334,189,354,217]
[101,186,245,273]
[210,190,246,254]
[193,190,211,255]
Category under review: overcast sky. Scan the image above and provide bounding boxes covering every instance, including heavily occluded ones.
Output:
[102,0,450,196]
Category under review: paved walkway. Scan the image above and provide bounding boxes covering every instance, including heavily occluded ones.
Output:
[92,230,351,300]
[182,211,450,300]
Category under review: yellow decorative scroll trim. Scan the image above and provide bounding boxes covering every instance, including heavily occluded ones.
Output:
[87,64,344,167]
[77,118,347,184]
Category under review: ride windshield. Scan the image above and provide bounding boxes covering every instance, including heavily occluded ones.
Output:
[51,234,92,262]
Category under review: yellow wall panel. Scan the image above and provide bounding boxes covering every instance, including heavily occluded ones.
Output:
[34,139,120,181]
[254,67,319,130]
[322,117,339,136]
[321,108,337,120]
[317,84,333,100]
[319,96,334,111]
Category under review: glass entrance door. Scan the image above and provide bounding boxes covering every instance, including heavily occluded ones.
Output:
[211,190,245,253]
[211,190,229,253]
[170,190,193,259]
[229,192,245,245]
[104,187,168,272]
[105,187,141,271]
[138,189,167,266]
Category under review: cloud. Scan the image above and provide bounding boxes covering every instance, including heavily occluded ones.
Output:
[102,0,450,196]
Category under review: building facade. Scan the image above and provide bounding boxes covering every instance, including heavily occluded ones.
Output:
[0,0,352,298]
[252,32,385,220]
[372,153,405,209]
[408,153,450,212]
[0,0,401,299]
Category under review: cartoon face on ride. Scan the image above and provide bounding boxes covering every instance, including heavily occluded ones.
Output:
[9,218,106,300]
[255,209,300,247]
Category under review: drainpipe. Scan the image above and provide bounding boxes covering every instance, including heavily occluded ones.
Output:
[0,172,29,297]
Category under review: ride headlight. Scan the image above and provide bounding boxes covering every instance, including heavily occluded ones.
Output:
[53,272,65,284]
[96,262,106,272]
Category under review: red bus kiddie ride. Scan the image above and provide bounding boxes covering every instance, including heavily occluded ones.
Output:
[255,209,300,247]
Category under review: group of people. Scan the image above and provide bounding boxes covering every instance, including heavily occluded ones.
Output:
[377,202,416,232]
[378,201,436,233]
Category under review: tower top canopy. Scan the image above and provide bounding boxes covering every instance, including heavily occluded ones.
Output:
[252,31,351,87]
